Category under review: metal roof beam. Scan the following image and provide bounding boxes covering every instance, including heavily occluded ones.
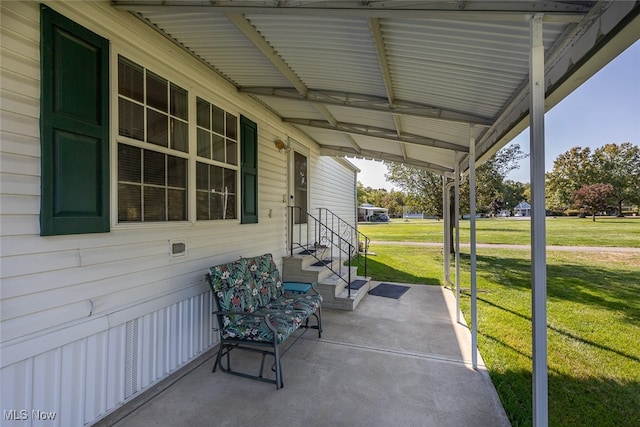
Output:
[369,17,406,159]
[226,13,362,154]
[284,118,469,153]
[474,1,640,164]
[240,87,492,126]
[319,147,453,174]
[113,1,588,23]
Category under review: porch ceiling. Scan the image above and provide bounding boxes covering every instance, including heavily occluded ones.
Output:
[112,1,640,177]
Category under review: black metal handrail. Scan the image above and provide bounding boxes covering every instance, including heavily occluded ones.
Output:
[288,206,369,297]
[317,208,369,280]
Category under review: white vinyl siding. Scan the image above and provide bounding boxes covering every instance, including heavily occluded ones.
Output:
[310,156,358,227]
[0,1,357,424]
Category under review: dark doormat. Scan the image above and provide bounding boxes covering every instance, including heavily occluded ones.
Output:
[368,283,410,299]
[298,249,316,255]
[311,259,332,267]
[350,279,368,290]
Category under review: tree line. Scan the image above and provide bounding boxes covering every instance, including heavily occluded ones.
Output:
[357,142,639,220]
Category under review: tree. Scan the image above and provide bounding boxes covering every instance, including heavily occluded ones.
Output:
[380,191,406,217]
[501,180,527,215]
[591,143,640,216]
[571,183,615,222]
[546,146,596,212]
[386,143,528,216]
[546,143,640,215]
[357,182,388,207]
[385,164,444,217]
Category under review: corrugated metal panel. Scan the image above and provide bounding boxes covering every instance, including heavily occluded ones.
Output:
[140,12,291,87]
[114,1,638,176]
[1,291,215,426]
[254,96,326,120]
[325,105,397,131]
[247,15,388,96]
[401,116,483,147]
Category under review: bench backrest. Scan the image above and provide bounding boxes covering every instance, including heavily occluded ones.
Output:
[244,253,285,306]
[208,253,284,313]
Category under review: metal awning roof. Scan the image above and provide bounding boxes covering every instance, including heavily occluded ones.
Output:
[112,1,640,177]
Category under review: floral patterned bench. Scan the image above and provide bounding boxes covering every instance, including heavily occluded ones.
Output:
[207,253,322,389]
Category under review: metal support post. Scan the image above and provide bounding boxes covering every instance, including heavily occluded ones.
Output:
[454,154,461,324]
[469,133,477,369]
[530,13,548,427]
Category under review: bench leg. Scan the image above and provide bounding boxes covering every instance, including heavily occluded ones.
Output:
[212,341,226,373]
[273,341,283,390]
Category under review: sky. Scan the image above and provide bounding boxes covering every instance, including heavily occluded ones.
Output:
[350,39,639,189]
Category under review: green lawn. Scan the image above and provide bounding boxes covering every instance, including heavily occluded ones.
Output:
[359,216,640,247]
[353,220,640,427]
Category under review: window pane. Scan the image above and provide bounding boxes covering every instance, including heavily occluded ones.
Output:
[212,105,224,134]
[171,119,188,152]
[147,109,168,147]
[197,97,210,130]
[146,71,167,111]
[197,129,211,159]
[170,84,187,120]
[226,194,236,219]
[212,134,225,162]
[196,162,208,190]
[224,168,236,194]
[210,193,223,220]
[210,165,223,192]
[118,144,141,183]
[167,155,186,188]
[118,98,144,140]
[196,191,209,220]
[226,114,237,140]
[168,189,186,221]
[118,57,143,102]
[144,150,165,186]
[226,140,237,165]
[118,183,141,222]
[143,186,166,221]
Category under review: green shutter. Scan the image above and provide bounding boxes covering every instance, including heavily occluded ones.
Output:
[40,5,110,235]
[240,116,258,224]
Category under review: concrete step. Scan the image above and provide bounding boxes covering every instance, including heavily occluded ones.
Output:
[317,274,371,311]
[282,253,347,283]
[282,251,370,311]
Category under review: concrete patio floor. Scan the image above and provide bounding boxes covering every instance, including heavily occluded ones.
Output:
[101,283,510,427]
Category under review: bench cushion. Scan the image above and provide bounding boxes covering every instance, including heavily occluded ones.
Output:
[209,259,261,314]
[243,253,285,306]
[260,293,322,318]
[221,311,306,344]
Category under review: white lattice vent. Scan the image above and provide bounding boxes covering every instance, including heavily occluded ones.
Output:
[125,319,139,398]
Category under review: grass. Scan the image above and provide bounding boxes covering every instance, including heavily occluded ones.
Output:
[358,216,640,247]
[353,219,640,427]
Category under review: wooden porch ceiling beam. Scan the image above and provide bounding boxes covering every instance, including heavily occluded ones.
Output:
[113,1,587,23]
[284,118,469,153]
[239,87,492,126]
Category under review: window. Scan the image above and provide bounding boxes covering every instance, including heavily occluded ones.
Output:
[40,5,110,235]
[117,56,189,222]
[195,97,238,220]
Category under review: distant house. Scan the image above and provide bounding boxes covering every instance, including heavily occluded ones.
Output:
[514,201,532,217]
[358,203,388,221]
